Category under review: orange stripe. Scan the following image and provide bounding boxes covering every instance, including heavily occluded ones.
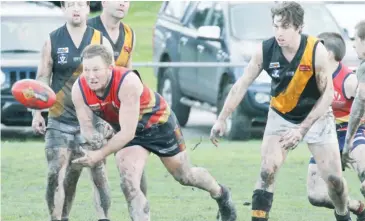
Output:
[115,23,133,67]
[270,36,318,114]
[252,210,268,218]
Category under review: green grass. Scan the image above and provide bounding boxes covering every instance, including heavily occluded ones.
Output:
[1,140,363,221]
[90,2,163,90]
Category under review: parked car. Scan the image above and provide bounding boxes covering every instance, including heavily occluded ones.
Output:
[1,1,65,126]
[153,1,360,140]
[326,2,365,40]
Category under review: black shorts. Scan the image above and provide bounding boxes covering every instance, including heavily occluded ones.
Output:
[125,113,186,157]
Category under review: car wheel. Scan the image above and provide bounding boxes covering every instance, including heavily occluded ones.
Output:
[158,67,190,126]
[217,83,252,140]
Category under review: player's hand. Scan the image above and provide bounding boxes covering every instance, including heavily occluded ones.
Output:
[32,111,46,135]
[341,141,356,170]
[96,121,115,140]
[210,119,226,147]
[72,147,104,167]
[280,128,303,150]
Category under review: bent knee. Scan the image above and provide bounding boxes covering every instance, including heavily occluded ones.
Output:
[327,174,344,194]
[260,166,278,185]
[171,167,196,186]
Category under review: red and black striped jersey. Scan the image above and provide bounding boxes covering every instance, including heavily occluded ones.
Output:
[78,66,171,131]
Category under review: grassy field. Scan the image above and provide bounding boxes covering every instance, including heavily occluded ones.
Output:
[1,140,364,221]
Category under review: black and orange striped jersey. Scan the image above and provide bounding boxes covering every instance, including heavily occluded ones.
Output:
[78,66,171,132]
[87,16,134,67]
[262,34,323,123]
[49,25,102,126]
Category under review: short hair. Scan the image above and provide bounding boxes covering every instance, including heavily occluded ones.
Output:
[271,1,304,30]
[61,1,90,7]
[317,32,346,62]
[81,44,113,66]
[355,20,365,41]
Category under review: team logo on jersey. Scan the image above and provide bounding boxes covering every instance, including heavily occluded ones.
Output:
[58,54,68,65]
[269,62,280,69]
[124,46,132,53]
[73,57,81,62]
[286,71,294,76]
[299,64,311,71]
[272,69,280,78]
[57,47,69,54]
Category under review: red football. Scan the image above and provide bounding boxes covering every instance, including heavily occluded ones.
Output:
[11,79,56,110]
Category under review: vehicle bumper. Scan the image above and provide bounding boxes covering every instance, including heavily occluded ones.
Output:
[239,84,270,125]
[1,95,34,126]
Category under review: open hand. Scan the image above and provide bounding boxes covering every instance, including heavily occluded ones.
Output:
[210,119,226,147]
[280,128,303,150]
[72,147,104,167]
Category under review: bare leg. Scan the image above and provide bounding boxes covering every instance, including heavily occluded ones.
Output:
[351,145,365,198]
[251,134,289,221]
[45,147,72,220]
[160,150,221,197]
[140,170,148,197]
[307,164,363,214]
[61,163,83,220]
[115,146,150,221]
[160,150,236,221]
[89,161,111,220]
[309,142,349,216]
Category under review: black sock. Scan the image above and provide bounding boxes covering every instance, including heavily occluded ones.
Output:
[98,219,110,221]
[61,219,69,221]
[251,189,274,221]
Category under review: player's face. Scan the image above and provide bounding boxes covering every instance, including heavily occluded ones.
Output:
[273,15,301,47]
[83,56,112,92]
[62,1,90,26]
[353,32,365,60]
[103,1,130,19]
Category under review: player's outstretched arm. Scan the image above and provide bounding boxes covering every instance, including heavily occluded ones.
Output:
[98,72,143,158]
[71,81,106,149]
[299,42,334,135]
[217,43,263,122]
[345,62,365,144]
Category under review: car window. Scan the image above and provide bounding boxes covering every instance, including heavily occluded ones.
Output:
[205,4,224,35]
[1,16,65,52]
[189,1,214,29]
[163,1,189,20]
[229,3,342,40]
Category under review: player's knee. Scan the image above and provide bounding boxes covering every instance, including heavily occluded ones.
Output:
[172,168,195,186]
[120,179,139,202]
[260,166,277,186]
[327,174,344,194]
[308,193,325,207]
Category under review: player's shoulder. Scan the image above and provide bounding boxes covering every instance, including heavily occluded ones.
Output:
[87,16,99,27]
[49,24,66,38]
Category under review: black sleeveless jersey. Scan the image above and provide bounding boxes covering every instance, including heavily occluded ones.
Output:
[87,16,134,67]
[49,24,102,125]
[262,34,323,123]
